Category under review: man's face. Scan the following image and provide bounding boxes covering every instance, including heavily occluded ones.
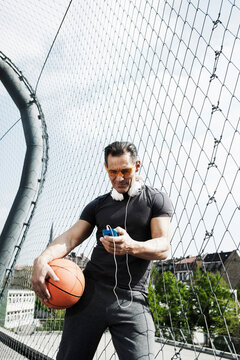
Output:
[105,152,141,194]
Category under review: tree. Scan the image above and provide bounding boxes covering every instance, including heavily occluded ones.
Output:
[190,267,240,337]
[236,281,240,301]
[148,266,191,340]
[149,264,240,352]
[190,268,240,353]
[34,296,65,331]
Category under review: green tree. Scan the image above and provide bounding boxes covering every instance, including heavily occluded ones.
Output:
[148,267,190,340]
[149,265,240,351]
[34,296,65,331]
[43,308,65,331]
[190,268,239,335]
[236,281,240,301]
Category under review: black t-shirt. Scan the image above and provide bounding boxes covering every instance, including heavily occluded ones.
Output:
[80,185,173,293]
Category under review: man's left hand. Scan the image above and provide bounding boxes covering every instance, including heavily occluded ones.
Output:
[100,226,135,255]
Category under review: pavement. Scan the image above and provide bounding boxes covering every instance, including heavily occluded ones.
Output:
[0,327,238,360]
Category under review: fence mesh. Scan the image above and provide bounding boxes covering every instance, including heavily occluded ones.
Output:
[0,0,239,359]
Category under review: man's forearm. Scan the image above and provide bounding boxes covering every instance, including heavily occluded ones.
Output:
[129,237,170,261]
[34,232,74,264]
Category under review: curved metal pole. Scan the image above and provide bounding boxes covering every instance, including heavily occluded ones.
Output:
[0,55,45,287]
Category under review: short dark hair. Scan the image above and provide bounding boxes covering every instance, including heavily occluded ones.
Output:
[104,141,138,166]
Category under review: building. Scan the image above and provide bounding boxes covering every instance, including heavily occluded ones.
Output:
[156,250,240,289]
[155,256,202,283]
[65,252,89,269]
[202,250,240,288]
[3,289,35,330]
[175,256,198,282]
[9,265,32,290]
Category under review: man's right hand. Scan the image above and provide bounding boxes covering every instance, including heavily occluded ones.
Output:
[32,257,59,302]
[31,220,93,301]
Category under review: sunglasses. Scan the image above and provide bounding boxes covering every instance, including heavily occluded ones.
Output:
[106,166,135,178]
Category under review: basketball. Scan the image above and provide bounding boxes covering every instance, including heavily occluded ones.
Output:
[41,258,85,309]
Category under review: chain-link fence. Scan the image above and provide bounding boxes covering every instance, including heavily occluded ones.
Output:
[0,0,239,359]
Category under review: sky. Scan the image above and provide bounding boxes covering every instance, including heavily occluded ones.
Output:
[0,0,239,267]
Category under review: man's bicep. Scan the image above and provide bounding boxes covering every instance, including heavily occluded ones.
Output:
[68,219,94,247]
[150,216,171,240]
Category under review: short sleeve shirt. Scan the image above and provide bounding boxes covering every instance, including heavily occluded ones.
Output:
[80,185,173,293]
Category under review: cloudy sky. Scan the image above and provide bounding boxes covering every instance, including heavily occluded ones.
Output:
[0,0,239,266]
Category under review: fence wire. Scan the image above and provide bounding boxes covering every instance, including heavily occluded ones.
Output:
[0,0,239,359]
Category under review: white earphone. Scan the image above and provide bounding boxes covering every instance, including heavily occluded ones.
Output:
[111,180,143,201]
[108,180,143,308]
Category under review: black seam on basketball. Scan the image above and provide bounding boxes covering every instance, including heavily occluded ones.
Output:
[46,278,81,298]
[45,300,66,309]
[50,264,83,283]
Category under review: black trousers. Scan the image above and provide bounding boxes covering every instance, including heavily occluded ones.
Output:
[56,277,155,360]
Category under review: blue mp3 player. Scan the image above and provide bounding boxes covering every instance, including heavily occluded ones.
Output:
[102,228,118,237]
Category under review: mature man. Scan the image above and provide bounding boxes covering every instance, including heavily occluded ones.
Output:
[32,141,173,360]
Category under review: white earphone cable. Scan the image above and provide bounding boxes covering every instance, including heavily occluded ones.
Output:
[106,196,133,308]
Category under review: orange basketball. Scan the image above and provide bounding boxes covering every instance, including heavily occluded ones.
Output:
[41,258,85,309]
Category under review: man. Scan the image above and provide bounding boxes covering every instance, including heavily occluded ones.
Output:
[32,141,173,360]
